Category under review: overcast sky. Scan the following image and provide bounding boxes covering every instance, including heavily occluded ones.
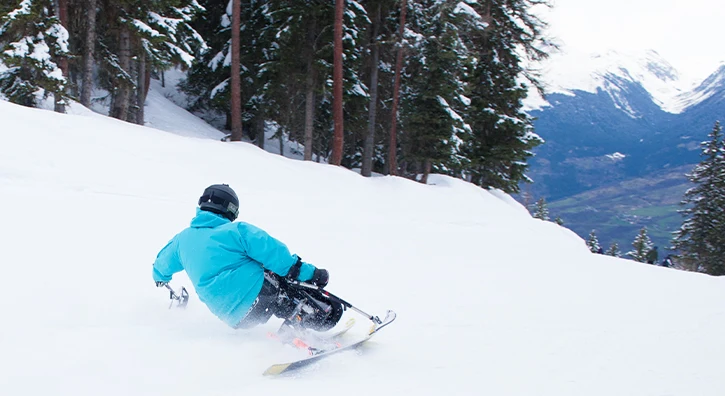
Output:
[540,0,725,81]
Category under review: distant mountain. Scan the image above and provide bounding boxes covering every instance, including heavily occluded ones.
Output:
[521,50,725,246]
[526,50,695,113]
[525,51,725,200]
[671,63,725,111]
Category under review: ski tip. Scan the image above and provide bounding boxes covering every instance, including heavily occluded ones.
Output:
[384,310,397,321]
[368,310,397,335]
[263,363,291,376]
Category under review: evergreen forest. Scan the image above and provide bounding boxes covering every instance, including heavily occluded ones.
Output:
[0,0,553,192]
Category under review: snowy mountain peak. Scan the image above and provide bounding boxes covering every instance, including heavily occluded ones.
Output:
[638,50,680,82]
[587,49,679,83]
[671,63,725,110]
[696,64,725,90]
[535,49,693,115]
[523,49,725,117]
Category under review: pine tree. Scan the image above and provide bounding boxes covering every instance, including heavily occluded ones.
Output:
[180,0,237,119]
[452,0,551,193]
[271,0,336,156]
[182,0,368,158]
[361,1,383,176]
[80,0,97,107]
[0,0,69,108]
[532,197,549,221]
[333,0,369,168]
[355,0,398,174]
[229,0,242,140]
[400,1,468,182]
[173,0,553,185]
[96,0,204,121]
[387,0,406,175]
[53,0,69,113]
[554,216,564,226]
[255,0,328,153]
[330,0,345,164]
[243,0,278,148]
[672,121,725,274]
[606,242,621,258]
[587,230,601,253]
[627,227,653,263]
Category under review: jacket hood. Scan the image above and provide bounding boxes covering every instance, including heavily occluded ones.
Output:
[190,208,231,228]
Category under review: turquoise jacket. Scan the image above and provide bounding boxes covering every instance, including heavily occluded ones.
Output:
[152,209,316,328]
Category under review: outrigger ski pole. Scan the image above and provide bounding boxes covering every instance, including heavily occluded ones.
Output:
[163,283,189,309]
[288,280,385,326]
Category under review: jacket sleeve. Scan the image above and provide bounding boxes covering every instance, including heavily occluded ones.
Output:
[152,237,183,283]
[238,223,316,281]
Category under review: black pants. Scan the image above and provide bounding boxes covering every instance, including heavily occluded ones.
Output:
[234,278,280,329]
[234,273,344,331]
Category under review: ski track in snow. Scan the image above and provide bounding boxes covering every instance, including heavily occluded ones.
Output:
[1,89,725,395]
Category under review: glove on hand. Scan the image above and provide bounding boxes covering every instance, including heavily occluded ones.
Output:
[155,281,167,287]
[310,269,329,288]
[286,256,303,281]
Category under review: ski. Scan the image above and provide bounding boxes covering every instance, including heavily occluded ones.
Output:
[262,310,396,376]
[267,317,356,349]
[324,317,356,340]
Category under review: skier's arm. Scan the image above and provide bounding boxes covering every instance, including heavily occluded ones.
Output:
[152,238,183,283]
[238,223,316,281]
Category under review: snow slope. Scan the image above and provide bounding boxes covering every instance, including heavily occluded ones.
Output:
[146,68,309,159]
[1,97,725,396]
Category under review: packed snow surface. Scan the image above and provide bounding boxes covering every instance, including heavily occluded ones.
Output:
[1,93,724,395]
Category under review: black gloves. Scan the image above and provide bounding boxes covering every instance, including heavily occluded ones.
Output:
[287,256,329,288]
[155,281,167,287]
[310,269,329,288]
[287,256,303,280]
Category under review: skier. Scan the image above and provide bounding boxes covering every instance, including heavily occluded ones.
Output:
[152,184,343,332]
[646,246,659,264]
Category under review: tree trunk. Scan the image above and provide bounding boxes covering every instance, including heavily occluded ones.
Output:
[388,0,407,175]
[421,159,431,184]
[144,66,151,99]
[303,66,316,161]
[256,115,265,149]
[315,132,321,162]
[330,0,345,165]
[136,50,146,125]
[230,0,243,141]
[80,0,97,107]
[129,57,137,123]
[54,0,68,113]
[362,3,381,177]
[110,25,132,120]
[302,15,318,161]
